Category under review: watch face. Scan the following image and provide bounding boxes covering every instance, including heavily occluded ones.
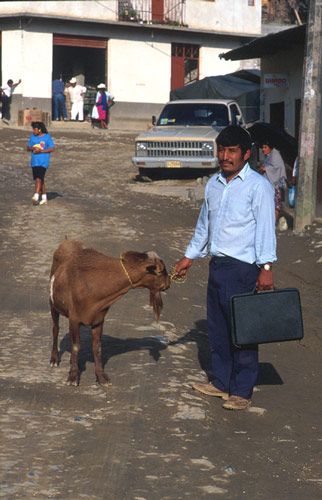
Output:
[264,264,271,271]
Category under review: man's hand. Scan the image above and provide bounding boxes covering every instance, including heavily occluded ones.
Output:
[256,269,274,291]
[174,257,194,278]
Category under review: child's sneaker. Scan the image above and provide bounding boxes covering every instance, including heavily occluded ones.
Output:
[39,199,48,205]
[32,195,39,205]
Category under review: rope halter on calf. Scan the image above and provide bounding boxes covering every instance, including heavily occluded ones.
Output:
[120,252,134,288]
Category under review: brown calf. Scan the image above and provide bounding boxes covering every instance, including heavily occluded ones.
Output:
[49,240,170,386]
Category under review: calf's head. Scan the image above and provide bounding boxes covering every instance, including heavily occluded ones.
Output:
[122,250,170,321]
[145,251,170,321]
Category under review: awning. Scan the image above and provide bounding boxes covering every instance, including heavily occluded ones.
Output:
[220,24,306,61]
[53,34,107,49]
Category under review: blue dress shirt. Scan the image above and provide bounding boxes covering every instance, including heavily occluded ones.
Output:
[185,163,277,265]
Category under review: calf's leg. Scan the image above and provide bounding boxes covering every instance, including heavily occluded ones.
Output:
[67,319,81,386]
[92,323,111,385]
[50,305,60,367]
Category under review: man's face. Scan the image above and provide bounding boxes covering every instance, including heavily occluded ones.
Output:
[218,144,250,180]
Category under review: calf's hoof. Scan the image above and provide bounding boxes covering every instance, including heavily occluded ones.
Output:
[97,373,111,386]
[67,370,79,386]
[50,354,59,367]
[67,378,79,387]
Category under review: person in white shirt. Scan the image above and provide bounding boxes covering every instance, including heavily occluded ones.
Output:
[0,78,21,122]
[67,77,87,121]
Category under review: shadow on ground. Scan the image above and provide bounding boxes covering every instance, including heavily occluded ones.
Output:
[56,319,283,386]
[47,191,63,201]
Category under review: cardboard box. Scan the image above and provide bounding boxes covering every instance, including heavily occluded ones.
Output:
[18,108,43,126]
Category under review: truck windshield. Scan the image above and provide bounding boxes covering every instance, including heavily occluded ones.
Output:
[157,103,230,127]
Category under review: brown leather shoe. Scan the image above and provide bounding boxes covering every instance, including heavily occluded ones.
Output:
[192,382,229,400]
[222,395,251,410]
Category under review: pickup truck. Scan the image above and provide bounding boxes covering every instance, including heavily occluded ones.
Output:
[132,99,247,177]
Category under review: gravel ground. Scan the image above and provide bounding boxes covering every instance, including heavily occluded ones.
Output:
[0,122,322,500]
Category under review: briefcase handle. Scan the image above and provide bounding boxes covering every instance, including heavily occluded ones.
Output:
[252,286,277,294]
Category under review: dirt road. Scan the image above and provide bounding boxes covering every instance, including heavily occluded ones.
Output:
[0,122,322,499]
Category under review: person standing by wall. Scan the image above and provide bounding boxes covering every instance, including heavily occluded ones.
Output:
[27,121,55,205]
[103,85,114,127]
[174,126,276,411]
[259,140,287,223]
[94,83,115,129]
[94,84,108,129]
[52,78,67,121]
[0,78,21,123]
[68,77,87,121]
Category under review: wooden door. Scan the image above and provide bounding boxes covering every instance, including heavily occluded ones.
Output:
[152,0,164,21]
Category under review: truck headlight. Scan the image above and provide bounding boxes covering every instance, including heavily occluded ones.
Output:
[136,142,148,156]
[202,142,214,152]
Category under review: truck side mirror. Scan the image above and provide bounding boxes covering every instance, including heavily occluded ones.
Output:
[152,115,156,126]
[236,114,243,125]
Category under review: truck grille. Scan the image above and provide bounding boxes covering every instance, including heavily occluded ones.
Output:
[144,141,213,157]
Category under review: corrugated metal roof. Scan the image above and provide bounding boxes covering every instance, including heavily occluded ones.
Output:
[220,24,306,60]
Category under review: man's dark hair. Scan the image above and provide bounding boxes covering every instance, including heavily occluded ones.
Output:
[7,79,13,85]
[216,125,252,155]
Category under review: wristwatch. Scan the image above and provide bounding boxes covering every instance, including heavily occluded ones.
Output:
[260,263,272,271]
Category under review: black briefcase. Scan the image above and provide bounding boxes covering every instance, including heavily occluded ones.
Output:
[230,288,304,348]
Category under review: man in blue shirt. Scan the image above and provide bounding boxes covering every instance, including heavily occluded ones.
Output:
[52,78,67,121]
[174,126,276,410]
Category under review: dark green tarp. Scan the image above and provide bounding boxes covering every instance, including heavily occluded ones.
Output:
[170,71,260,124]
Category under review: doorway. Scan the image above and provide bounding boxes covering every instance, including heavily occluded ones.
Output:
[270,101,285,129]
[171,43,199,91]
[52,35,107,120]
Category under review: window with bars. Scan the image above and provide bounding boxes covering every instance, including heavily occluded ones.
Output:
[171,44,200,59]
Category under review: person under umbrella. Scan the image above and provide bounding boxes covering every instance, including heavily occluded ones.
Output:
[259,139,287,223]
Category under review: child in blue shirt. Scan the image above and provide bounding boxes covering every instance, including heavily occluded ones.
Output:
[27,122,55,205]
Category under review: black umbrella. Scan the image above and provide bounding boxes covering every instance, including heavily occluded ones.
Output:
[248,122,297,165]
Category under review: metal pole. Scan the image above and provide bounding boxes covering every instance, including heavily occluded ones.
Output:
[294,0,322,231]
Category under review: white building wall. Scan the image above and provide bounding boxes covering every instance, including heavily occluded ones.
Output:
[0,1,117,22]
[185,0,261,34]
[261,46,304,135]
[2,30,53,99]
[1,31,23,89]
[108,39,171,104]
[0,1,260,34]
[199,47,241,79]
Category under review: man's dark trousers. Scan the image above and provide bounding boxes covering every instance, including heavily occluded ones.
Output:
[207,256,260,399]
[2,95,10,120]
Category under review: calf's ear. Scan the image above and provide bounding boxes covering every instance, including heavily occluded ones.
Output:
[146,264,157,274]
